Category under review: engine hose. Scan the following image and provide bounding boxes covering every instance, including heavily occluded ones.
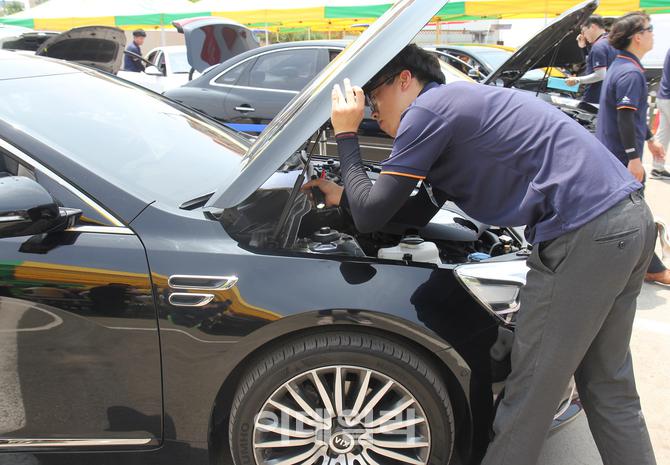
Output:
[483,230,502,256]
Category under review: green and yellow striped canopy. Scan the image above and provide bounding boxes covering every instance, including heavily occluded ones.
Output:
[0,0,668,33]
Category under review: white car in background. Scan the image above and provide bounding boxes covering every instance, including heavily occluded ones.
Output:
[118,45,195,93]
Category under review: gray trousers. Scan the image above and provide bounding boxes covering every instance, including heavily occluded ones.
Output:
[481,192,657,465]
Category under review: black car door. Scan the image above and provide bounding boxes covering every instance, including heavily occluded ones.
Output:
[223,47,326,128]
[0,142,162,451]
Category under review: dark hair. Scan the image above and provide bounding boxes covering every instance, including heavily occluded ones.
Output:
[609,12,650,50]
[582,15,606,29]
[363,44,445,94]
[133,29,147,37]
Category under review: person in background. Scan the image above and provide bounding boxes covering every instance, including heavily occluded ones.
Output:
[565,15,617,104]
[123,29,146,73]
[596,11,669,285]
[653,47,670,179]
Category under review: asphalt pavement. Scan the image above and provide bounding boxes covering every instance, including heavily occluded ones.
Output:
[539,158,670,465]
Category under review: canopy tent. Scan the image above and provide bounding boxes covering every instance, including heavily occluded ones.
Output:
[1,0,669,32]
[0,0,202,30]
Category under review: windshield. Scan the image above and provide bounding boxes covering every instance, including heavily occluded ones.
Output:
[476,49,512,69]
[167,49,191,74]
[477,49,553,81]
[439,60,472,83]
[0,69,250,206]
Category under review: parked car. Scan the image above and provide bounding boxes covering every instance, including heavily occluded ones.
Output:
[431,44,566,85]
[0,1,582,464]
[165,40,352,127]
[119,17,259,93]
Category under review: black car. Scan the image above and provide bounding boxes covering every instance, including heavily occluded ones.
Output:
[0,1,581,464]
[165,40,349,129]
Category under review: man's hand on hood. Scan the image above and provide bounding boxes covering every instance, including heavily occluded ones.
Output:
[331,78,365,135]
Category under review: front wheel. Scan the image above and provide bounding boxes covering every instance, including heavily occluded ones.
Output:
[229,332,455,465]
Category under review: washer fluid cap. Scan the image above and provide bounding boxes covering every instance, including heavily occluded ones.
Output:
[401,235,425,246]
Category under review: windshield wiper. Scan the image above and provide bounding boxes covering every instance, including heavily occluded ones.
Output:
[180,192,214,210]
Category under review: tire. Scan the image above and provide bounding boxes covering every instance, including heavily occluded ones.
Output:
[229,332,455,465]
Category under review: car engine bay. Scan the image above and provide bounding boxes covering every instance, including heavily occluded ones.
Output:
[220,153,527,265]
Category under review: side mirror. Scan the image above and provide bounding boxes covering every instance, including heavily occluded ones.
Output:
[145,65,163,77]
[0,176,81,239]
[467,68,481,79]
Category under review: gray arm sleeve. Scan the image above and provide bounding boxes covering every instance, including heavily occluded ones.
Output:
[577,67,607,85]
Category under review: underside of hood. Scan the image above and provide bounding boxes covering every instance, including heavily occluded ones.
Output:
[1,31,57,52]
[36,26,126,74]
[205,0,448,210]
[172,17,259,73]
[485,0,598,87]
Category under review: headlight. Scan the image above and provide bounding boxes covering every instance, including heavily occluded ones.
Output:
[454,259,529,324]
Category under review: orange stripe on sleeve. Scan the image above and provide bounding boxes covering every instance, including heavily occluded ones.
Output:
[380,171,426,180]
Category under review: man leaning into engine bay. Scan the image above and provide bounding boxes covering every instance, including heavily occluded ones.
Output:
[303,44,657,465]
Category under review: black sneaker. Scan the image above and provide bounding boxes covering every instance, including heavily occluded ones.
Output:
[651,169,670,180]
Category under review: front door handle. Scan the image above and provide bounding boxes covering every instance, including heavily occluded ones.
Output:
[235,105,255,113]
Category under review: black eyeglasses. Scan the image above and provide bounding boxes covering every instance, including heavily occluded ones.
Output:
[365,72,400,114]
[632,24,653,36]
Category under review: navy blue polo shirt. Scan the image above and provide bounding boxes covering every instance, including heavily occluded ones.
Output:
[659,48,670,100]
[582,33,617,104]
[123,42,143,72]
[380,81,641,244]
[595,51,648,165]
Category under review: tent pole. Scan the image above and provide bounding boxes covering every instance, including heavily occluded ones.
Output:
[160,14,166,47]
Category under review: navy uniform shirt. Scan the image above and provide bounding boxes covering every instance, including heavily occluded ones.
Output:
[595,51,648,165]
[658,48,670,100]
[380,81,641,244]
[123,41,144,72]
[581,33,617,104]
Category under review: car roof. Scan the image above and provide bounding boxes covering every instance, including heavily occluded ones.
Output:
[199,40,350,77]
[0,50,82,80]
[157,45,186,52]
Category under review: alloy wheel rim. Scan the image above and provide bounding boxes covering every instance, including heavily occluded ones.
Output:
[252,365,431,465]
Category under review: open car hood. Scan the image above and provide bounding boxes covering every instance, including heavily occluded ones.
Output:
[36,26,125,74]
[1,31,58,52]
[172,17,259,73]
[484,0,598,87]
[206,0,448,210]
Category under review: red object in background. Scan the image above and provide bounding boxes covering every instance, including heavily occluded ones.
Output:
[200,25,221,66]
[653,110,660,134]
[221,27,238,52]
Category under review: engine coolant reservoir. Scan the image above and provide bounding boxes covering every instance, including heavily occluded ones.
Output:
[377,235,442,265]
